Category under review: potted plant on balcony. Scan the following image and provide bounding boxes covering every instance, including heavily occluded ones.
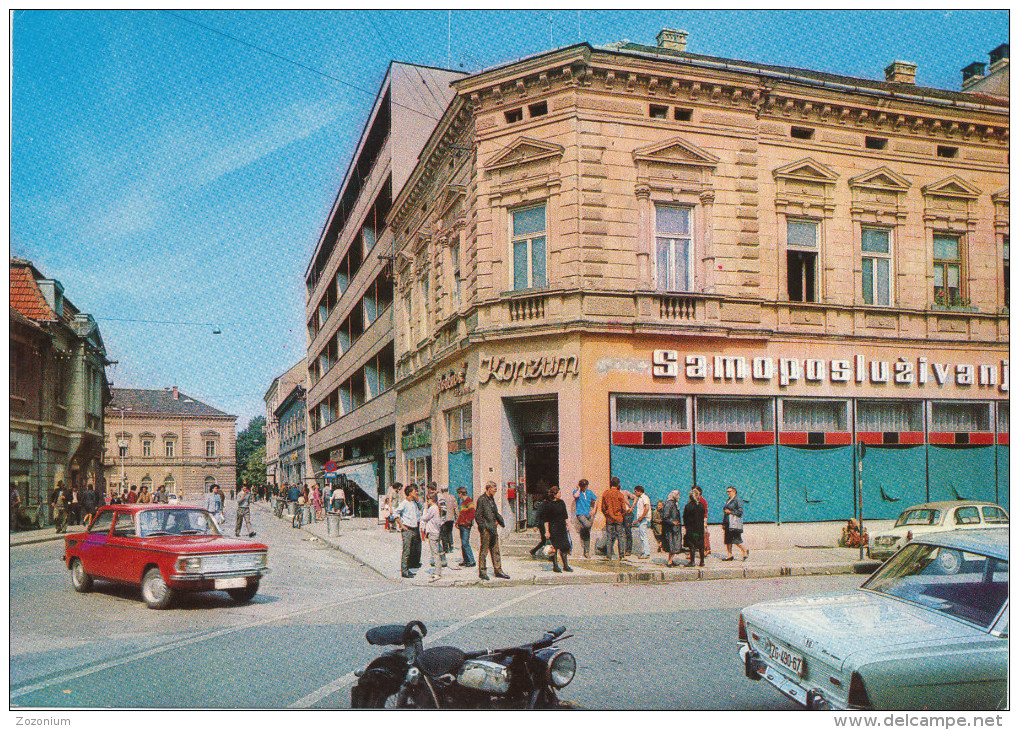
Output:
[932,290,977,312]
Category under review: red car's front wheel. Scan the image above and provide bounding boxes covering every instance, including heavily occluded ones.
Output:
[141,567,175,609]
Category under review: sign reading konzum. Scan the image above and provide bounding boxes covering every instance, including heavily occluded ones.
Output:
[652,351,1009,393]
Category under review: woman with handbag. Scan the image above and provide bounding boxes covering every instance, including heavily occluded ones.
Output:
[661,491,684,567]
[722,486,749,561]
[539,485,573,572]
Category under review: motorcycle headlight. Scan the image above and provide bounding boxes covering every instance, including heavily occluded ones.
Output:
[175,556,202,573]
[545,650,576,689]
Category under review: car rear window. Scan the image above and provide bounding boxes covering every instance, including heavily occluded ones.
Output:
[982,506,1009,524]
[863,542,1009,629]
[895,508,941,527]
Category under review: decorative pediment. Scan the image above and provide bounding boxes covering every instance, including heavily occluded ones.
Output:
[772,157,839,183]
[161,432,178,440]
[848,167,911,192]
[991,188,1009,204]
[632,137,720,168]
[483,137,564,172]
[138,432,156,440]
[437,184,467,219]
[200,430,220,438]
[922,175,981,200]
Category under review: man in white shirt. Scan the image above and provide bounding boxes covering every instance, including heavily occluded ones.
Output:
[394,484,423,578]
[632,485,652,559]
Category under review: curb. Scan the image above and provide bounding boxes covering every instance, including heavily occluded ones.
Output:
[10,534,65,547]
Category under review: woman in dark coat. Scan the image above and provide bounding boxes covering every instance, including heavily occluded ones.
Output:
[661,491,684,567]
[683,489,706,567]
[539,485,573,572]
[722,486,750,561]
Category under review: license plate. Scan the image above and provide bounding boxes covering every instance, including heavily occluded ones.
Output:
[214,577,247,589]
[765,640,805,676]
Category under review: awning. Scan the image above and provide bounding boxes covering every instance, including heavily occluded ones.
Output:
[325,461,379,503]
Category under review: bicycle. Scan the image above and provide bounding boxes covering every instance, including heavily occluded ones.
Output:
[274,497,285,519]
[292,504,304,529]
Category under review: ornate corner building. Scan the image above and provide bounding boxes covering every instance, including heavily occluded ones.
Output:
[386,33,1009,527]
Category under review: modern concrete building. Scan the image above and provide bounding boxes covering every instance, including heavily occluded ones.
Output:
[304,62,463,509]
[104,387,237,501]
[388,32,1009,530]
[10,258,112,524]
[264,358,308,487]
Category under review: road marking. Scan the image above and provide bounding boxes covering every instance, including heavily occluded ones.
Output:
[10,586,420,700]
[289,585,558,708]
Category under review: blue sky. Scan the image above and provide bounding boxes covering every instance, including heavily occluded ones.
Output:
[10,10,1008,427]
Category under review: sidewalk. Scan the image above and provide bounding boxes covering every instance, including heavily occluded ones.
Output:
[280,507,881,589]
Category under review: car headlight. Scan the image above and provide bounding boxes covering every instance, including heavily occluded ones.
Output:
[537,649,576,689]
[175,556,202,573]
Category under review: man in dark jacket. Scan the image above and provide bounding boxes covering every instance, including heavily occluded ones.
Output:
[474,481,509,580]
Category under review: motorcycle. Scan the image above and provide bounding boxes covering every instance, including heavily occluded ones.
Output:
[351,620,577,708]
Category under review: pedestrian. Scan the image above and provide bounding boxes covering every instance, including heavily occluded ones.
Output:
[683,489,706,567]
[455,486,476,568]
[69,485,82,525]
[312,483,323,521]
[474,481,509,580]
[138,486,152,504]
[420,492,449,582]
[235,484,256,538]
[152,485,167,504]
[205,484,223,526]
[619,484,636,556]
[651,500,665,552]
[11,484,22,532]
[125,485,139,504]
[82,482,98,523]
[600,477,628,561]
[722,486,750,561]
[287,482,301,517]
[572,479,597,558]
[631,485,652,559]
[539,485,573,573]
[693,486,711,556]
[394,484,423,578]
[438,485,457,554]
[661,491,683,567]
[51,481,68,534]
[528,489,548,558]
[334,486,348,518]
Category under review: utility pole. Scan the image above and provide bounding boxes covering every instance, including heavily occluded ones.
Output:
[857,440,866,560]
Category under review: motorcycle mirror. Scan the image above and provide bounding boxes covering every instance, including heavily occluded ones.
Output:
[547,626,566,638]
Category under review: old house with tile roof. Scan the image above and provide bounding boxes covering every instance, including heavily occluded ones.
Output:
[104,387,237,501]
[10,258,112,524]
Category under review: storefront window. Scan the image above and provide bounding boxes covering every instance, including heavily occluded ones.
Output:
[856,400,922,431]
[997,402,1009,433]
[781,399,848,431]
[696,398,771,431]
[931,401,990,432]
[614,396,687,431]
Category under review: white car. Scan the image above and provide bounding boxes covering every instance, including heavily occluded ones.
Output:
[868,501,1008,562]
[739,529,1008,710]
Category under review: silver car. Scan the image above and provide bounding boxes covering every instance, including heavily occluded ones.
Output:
[739,529,1008,710]
[869,501,1009,562]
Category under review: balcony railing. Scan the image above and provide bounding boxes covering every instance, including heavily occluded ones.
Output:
[508,294,546,322]
[658,295,699,321]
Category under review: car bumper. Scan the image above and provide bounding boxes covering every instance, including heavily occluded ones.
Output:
[168,567,270,588]
[739,644,846,711]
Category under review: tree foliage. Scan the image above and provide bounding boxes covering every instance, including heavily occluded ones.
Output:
[242,445,266,486]
[236,415,266,483]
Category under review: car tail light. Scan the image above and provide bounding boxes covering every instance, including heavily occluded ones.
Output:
[738,613,748,642]
[906,530,913,542]
[848,672,873,710]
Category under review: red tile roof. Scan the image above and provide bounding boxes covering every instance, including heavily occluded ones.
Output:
[9,263,57,322]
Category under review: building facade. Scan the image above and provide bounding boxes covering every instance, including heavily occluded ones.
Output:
[104,387,238,501]
[10,258,111,525]
[275,381,308,486]
[264,358,308,487]
[388,32,1009,529]
[304,62,463,507]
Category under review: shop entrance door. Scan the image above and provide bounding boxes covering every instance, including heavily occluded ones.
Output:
[522,436,558,528]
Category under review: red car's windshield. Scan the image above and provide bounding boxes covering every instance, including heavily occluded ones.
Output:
[137,509,220,537]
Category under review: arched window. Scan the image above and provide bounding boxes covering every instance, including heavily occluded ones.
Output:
[205,475,216,490]
[141,476,152,492]
[163,475,175,493]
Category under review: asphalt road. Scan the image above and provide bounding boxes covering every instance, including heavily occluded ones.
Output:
[10,509,862,710]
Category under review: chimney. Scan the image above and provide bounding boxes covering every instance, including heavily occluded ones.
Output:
[884,60,917,85]
[656,28,688,52]
[988,43,1009,69]
[172,386,179,401]
[961,61,987,89]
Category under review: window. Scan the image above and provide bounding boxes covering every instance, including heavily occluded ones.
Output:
[787,220,818,302]
[655,205,692,292]
[674,107,693,122]
[931,401,990,432]
[112,513,136,537]
[206,440,216,458]
[781,399,848,431]
[856,400,922,431]
[504,108,523,124]
[953,506,980,525]
[205,476,216,490]
[88,511,115,534]
[649,104,668,120]
[142,440,152,457]
[865,136,888,150]
[119,444,128,458]
[933,234,963,305]
[1003,235,1009,307]
[614,396,687,431]
[141,476,152,492]
[164,440,175,458]
[982,506,1009,525]
[164,475,175,493]
[696,398,771,431]
[528,101,547,118]
[446,405,473,444]
[936,145,959,159]
[790,126,815,140]
[862,227,892,306]
[511,204,547,290]
[450,240,463,310]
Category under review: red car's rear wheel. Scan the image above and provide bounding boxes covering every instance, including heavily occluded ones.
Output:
[70,558,93,593]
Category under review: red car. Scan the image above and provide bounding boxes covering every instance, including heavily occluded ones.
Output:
[63,504,269,609]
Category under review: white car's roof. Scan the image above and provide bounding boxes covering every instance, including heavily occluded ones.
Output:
[900,501,1001,511]
[912,527,1008,561]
